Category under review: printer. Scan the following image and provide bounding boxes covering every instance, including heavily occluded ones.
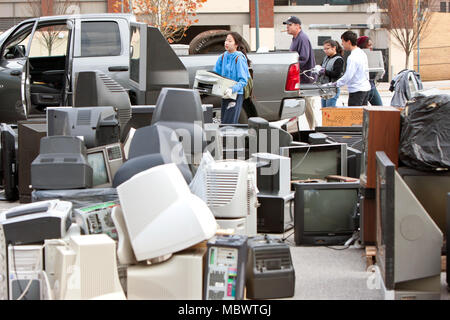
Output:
[194,70,238,100]
[0,200,72,245]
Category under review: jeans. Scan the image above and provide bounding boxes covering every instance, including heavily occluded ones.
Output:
[368,86,383,106]
[221,94,244,124]
[321,87,341,108]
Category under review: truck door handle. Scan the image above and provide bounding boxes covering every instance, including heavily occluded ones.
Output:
[10,70,22,76]
[108,66,129,72]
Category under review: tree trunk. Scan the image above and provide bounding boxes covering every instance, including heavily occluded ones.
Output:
[405,51,410,70]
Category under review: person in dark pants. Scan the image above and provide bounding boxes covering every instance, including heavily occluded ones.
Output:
[319,40,344,107]
[335,31,371,106]
[357,36,383,106]
[283,15,317,128]
[214,32,250,124]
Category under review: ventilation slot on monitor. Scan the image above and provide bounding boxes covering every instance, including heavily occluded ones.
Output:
[77,109,92,126]
[206,171,239,207]
[63,158,78,163]
[117,108,132,127]
[40,158,54,163]
[100,74,126,93]
[254,250,292,270]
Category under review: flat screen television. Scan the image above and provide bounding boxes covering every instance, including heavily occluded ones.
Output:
[293,182,359,246]
[281,143,347,183]
[0,124,18,201]
[375,151,442,299]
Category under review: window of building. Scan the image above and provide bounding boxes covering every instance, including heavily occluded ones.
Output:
[80,21,121,57]
[440,1,447,12]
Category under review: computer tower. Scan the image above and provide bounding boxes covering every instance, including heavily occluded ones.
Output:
[8,245,44,300]
[245,235,295,299]
[257,192,295,233]
[204,235,248,300]
[360,106,401,189]
[18,120,47,203]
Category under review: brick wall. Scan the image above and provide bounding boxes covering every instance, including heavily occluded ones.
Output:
[250,0,274,28]
[413,12,450,80]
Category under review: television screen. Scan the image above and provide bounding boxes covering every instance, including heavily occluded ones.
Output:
[282,143,347,181]
[294,182,359,245]
[303,189,358,233]
[87,151,109,187]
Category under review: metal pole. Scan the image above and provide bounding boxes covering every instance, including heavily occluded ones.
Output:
[417,1,420,73]
[129,0,133,13]
[255,0,260,51]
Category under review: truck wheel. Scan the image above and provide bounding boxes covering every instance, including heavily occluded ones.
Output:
[189,30,251,55]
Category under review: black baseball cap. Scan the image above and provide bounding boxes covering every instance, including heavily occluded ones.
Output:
[283,16,301,25]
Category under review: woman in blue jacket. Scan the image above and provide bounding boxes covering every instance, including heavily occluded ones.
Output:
[214,32,250,124]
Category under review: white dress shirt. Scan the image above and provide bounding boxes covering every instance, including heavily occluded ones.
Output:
[336,47,371,93]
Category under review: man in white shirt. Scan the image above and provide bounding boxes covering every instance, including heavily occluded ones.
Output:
[336,31,371,106]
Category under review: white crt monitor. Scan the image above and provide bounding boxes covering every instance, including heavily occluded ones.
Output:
[116,163,217,262]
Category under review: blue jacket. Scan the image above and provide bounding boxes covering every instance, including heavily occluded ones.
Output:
[214,51,249,95]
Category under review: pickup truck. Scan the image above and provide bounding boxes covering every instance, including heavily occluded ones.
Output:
[180,52,336,122]
[0,13,335,124]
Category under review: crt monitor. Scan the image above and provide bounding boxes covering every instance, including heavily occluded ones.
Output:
[0,123,18,201]
[129,23,189,105]
[46,107,119,148]
[86,143,124,188]
[293,182,359,246]
[117,163,217,262]
[375,151,442,299]
[73,71,132,133]
[281,143,347,182]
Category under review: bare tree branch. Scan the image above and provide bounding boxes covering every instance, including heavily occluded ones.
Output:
[376,0,436,69]
[26,0,79,55]
[113,0,207,43]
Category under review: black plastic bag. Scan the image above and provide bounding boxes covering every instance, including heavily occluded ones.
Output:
[399,94,450,171]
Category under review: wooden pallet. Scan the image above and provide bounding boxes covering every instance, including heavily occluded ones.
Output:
[365,246,377,269]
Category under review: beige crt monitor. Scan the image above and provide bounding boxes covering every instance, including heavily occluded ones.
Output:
[127,248,206,300]
[86,143,124,188]
[53,234,125,300]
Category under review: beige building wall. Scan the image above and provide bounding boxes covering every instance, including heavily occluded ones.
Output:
[413,13,450,81]
[389,32,414,79]
[197,0,249,13]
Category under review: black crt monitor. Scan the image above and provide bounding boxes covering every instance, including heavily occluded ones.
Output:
[46,107,119,148]
[281,143,347,183]
[87,143,124,188]
[73,71,132,134]
[293,182,360,246]
[129,23,189,105]
[0,124,18,201]
[375,151,442,299]
[315,126,363,151]
[347,146,362,179]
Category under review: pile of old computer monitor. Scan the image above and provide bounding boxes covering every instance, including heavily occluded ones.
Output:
[0,72,447,301]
